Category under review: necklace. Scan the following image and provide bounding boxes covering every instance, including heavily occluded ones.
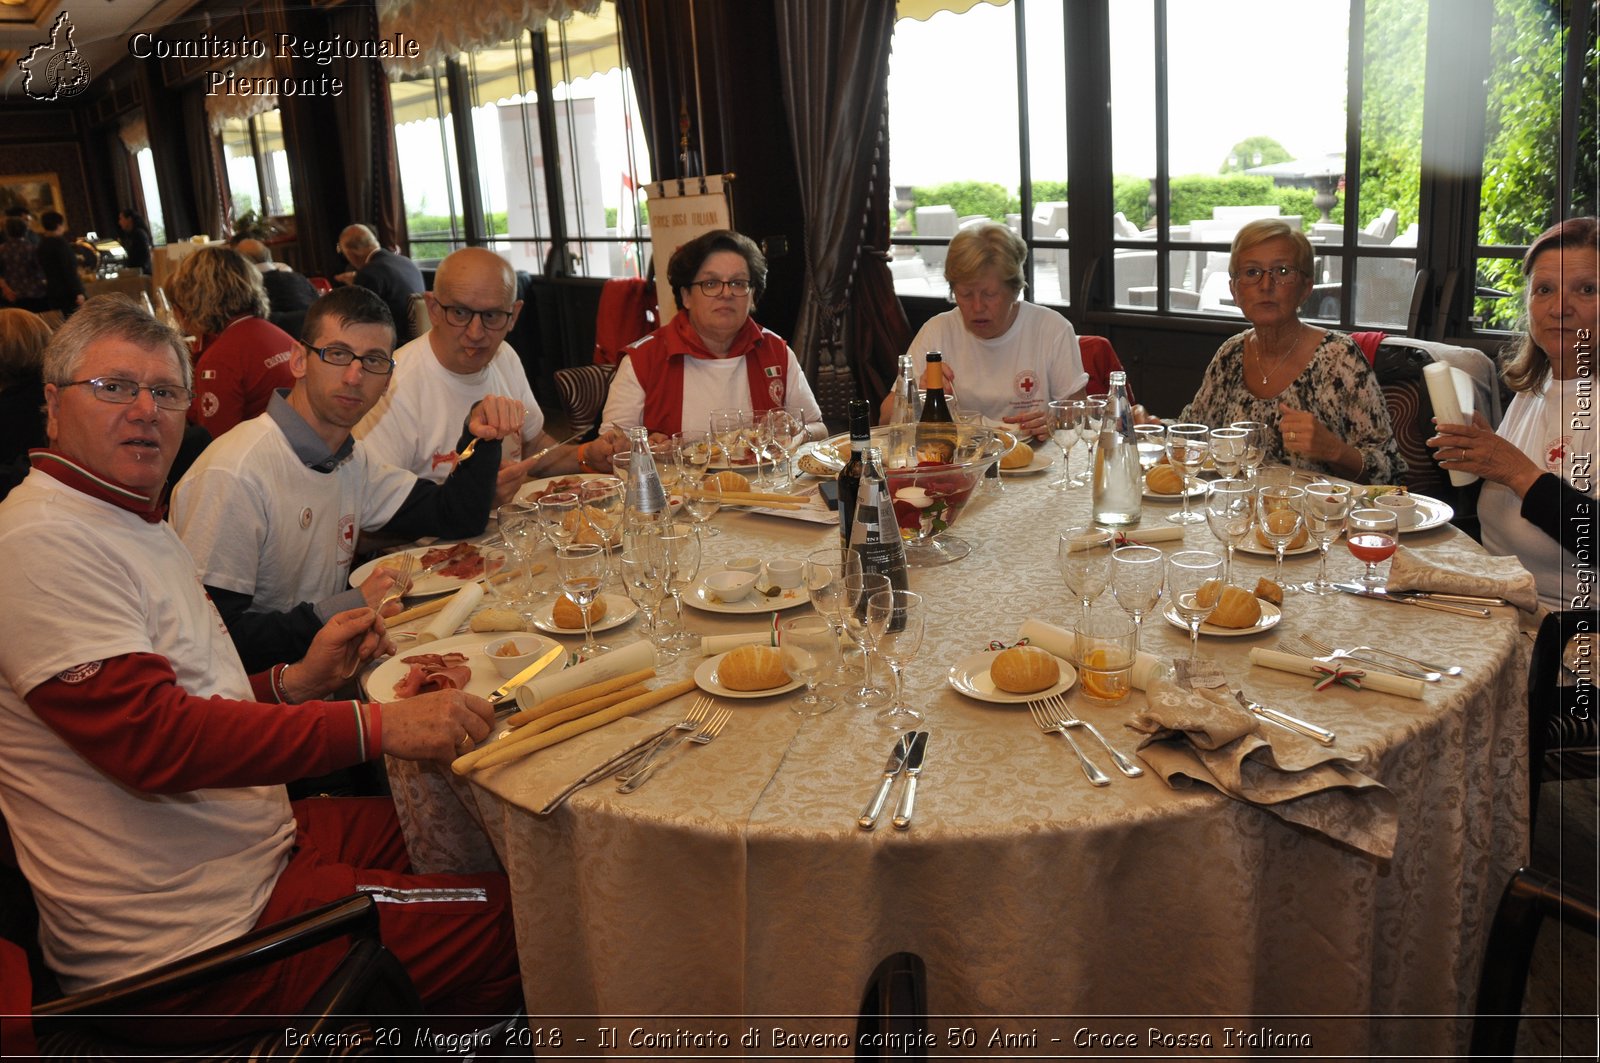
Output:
[1252,328,1302,385]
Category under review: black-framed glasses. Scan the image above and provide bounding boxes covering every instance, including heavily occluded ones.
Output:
[436,303,513,330]
[307,343,395,375]
[691,278,752,297]
[1233,265,1306,286]
[57,376,193,410]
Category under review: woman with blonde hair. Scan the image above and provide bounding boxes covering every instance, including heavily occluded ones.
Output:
[166,244,296,437]
[0,306,53,498]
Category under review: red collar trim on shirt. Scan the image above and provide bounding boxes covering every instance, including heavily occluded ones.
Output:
[668,311,762,362]
[28,449,167,523]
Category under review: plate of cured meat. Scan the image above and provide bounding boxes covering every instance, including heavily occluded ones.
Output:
[349,542,507,598]
[365,632,560,701]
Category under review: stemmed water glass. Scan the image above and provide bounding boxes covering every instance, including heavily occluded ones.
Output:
[1208,427,1249,479]
[841,571,892,709]
[555,542,608,660]
[867,589,925,729]
[1110,545,1165,646]
[1166,550,1224,663]
[708,408,749,475]
[1135,424,1167,471]
[1301,481,1353,595]
[1231,421,1268,482]
[657,523,701,653]
[680,475,723,538]
[578,478,623,576]
[496,500,547,607]
[651,441,684,497]
[618,538,669,650]
[781,614,840,717]
[1074,398,1107,486]
[1204,478,1255,586]
[1256,484,1306,589]
[804,546,859,642]
[1047,399,1082,490]
[1347,507,1400,586]
[1164,423,1210,525]
[1057,526,1113,630]
[761,408,807,489]
[537,491,581,552]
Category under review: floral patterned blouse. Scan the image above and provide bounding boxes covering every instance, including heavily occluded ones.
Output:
[1179,329,1405,485]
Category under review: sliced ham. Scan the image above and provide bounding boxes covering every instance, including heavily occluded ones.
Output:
[391,652,472,698]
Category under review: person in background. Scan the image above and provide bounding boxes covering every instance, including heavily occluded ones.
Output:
[233,237,319,314]
[1131,218,1403,484]
[0,216,48,311]
[117,209,153,274]
[35,211,85,318]
[587,228,824,470]
[358,247,580,507]
[1429,216,1598,611]
[166,245,297,438]
[0,307,52,500]
[0,295,519,1030]
[883,221,1087,440]
[171,286,520,671]
[335,223,424,345]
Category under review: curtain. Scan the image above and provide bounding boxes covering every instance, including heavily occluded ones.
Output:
[773,0,908,420]
[849,112,912,413]
[378,0,601,74]
[182,89,227,241]
[335,2,406,251]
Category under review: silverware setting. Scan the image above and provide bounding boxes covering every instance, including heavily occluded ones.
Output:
[1233,690,1336,746]
[1043,693,1143,777]
[1330,582,1492,618]
[1028,699,1110,786]
[617,705,731,794]
[891,731,930,830]
[858,733,913,830]
[616,697,710,780]
[1298,633,1462,677]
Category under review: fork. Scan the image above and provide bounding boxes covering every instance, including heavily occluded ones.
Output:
[617,707,731,793]
[1027,700,1110,787]
[615,697,710,780]
[1047,694,1143,777]
[1299,633,1462,677]
[1297,634,1440,681]
[377,553,417,612]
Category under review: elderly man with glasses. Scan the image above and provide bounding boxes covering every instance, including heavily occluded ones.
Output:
[357,247,581,506]
[171,286,523,671]
[335,223,425,344]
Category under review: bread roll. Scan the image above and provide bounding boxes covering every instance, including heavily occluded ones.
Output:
[1195,579,1225,609]
[1000,441,1034,470]
[1253,515,1310,550]
[717,644,790,691]
[552,594,608,629]
[470,606,528,633]
[990,645,1060,694]
[1207,585,1262,629]
[1145,464,1185,494]
[711,469,751,492]
[1253,577,1284,605]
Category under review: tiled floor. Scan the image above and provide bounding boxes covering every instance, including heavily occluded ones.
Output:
[1516,775,1599,1058]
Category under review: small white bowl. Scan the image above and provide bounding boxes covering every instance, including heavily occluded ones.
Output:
[725,556,763,574]
[766,558,805,590]
[484,635,545,679]
[704,569,759,603]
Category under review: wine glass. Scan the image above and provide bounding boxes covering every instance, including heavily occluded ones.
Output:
[1166,550,1224,663]
[1164,423,1210,525]
[1256,484,1306,589]
[1301,481,1353,595]
[1231,420,1268,482]
[555,543,608,660]
[675,431,714,482]
[1347,507,1400,586]
[804,546,860,641]
[657,523,702,652]
[1047,399,1082,490]
[618,539,669,650]
[1110,544,1165,645]
[1073,398,1107,487]
[780,614,840,717]
[1204,478,1255,586]
[1057,526,1113,630]
[578,478,624,575]
[708,408,749,473]
[1208,426,1249,479]
[496,501,547,606]
[867,589,925,728]
[537,491,581,550]
[680,474,723,538]
[651,442,684,496]
[841,571,892,709]
[762,407,807,489]
[1134,423,1167,472]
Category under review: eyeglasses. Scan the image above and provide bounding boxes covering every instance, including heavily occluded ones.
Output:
[436,303,513,330]
[307,343,396,375]
[58,376,193,411]
[690,278,752,297]
[1233,265,1306,286]
[948,287,1014,306]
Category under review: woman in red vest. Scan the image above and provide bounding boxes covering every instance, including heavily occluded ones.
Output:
[581,230,823,472]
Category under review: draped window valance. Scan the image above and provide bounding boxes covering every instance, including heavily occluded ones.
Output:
[377,0,602,74]
[118,115,149,155]
[204,60,278,131]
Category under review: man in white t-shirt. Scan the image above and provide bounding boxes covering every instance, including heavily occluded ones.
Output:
[357,247,581,505]
[0,296,517,1026]
[172,286,526,671]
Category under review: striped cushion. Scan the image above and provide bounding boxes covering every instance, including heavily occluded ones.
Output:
[554,363,617,436]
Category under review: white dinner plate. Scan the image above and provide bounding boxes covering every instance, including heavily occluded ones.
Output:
[685,569,812,614]
[364,631,559,701]
[350,543,507,598]
[693,653,805,699]
[515,473,609,505]
[946,650,1078,704]
[1234,536,1319,558]
[1143,480,1211,501]
[1162,599,1283,637]
[999,449,1056,476]
[530,592,639,635]
[1396,493,1454,534]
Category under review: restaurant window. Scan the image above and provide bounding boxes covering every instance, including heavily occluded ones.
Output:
[390,64,466,262]
[218,110,294,220]
[133,147,167,245]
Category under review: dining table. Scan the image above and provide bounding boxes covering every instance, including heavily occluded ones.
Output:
[380,460,1531,1059]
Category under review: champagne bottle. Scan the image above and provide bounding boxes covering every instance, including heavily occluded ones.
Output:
[1091,371,1142,527]
[838,399,870,549]
[886,353,921,468]
[623,425,668,532]
[915,351,957,465]
[848,445,910,595]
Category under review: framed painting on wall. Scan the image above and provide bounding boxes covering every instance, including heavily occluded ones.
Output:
[0,173,65,228]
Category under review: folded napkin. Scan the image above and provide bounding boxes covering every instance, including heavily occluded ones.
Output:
[471,715,671,815]
[513,640,655,710]
[1112,524,1188,546]
[1249,647,1426,700]
[1129,661,1397,858]
[1017,619,1168,689]
[414,582,483,644]
[701,623,780,656]
[1386,545,1538,612]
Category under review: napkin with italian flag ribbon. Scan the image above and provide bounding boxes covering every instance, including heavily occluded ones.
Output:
[1128,660,1398,859]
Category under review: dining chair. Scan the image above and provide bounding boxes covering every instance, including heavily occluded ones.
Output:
[1528,609,1599,829]
[855,952,928,1060]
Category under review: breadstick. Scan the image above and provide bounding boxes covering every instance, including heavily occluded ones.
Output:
[506,668,657,727]
[456,677,698,774]
[453,683,649,774]
[389,565,535,626]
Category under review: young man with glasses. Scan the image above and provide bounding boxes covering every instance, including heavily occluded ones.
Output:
[171,286,524,671]
[357,247,581,505]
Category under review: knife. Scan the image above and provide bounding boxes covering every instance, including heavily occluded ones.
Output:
[892,731,929,830]
[487,644,565,706]
[1235,693,1336,746]
[857,734,912,830]
[1331,583,1491,618]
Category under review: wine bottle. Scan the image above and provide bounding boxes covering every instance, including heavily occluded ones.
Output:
[623,425,668,532]
[848,445,910,595]
[885,353,921,468]
[915,351,957,465]
[838,399,869,549]
[1091,370,1142,527]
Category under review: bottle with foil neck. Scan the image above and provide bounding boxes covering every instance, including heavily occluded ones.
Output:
[1091,371,1142,527]
[848,445,910,594]
[838,399,870,549]
[623,425,667,528]
[915,351,957,465]
[885,353,922,468]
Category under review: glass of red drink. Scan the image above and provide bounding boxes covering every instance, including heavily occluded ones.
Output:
[1346,507,1400,585]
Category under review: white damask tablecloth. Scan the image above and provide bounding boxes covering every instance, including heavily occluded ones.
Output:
[386,472,1529,1057]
